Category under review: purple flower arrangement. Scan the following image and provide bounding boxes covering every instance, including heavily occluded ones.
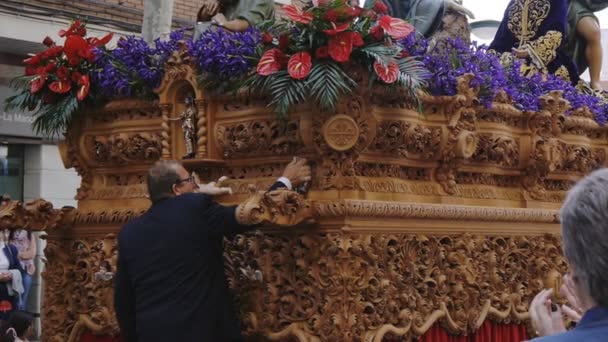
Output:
[188,27,261,81]
[404,36,608,125]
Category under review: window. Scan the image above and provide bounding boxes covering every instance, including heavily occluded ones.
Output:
[0,144,25,200]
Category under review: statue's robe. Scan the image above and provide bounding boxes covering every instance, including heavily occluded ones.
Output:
[565,0,608,75]
[489,0,579,84]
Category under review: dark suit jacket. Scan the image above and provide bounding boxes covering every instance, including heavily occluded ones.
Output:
[115,182,285,342]
[531,306,608,342]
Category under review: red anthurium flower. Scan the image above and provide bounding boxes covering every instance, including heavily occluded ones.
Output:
[257,48,287,76]
[379,16,415,40]
[42,36,55,47]
[370,25,384,41]
[48,80,72,94]
[315,46,329,59]
[44,62,57,73]
[373,60,399,84]
[325,9,340,22]
[351,32,364,47]
[30,75,46,94]
[71,71,83,83]
[56,66,70,80]
[25,67,36,76]
[288,51,312,80]
[87,32,114,47]
[283,5,313,24]
[344,6,363,18]
[77,75,90,101]
[23,55,41,66]
[59,20,86,37]
[328,31,354,62]
[373,1,389,14]
[323,23,350,36]
[64,35,88,60]
[68,57,81,67]
[46,46,64,58]
[262,32,274,45]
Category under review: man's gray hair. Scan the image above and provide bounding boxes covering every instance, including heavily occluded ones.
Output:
[147,160,182,203]
[560,168,608,307]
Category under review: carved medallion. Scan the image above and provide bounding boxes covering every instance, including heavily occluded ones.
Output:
[322,114,360,151]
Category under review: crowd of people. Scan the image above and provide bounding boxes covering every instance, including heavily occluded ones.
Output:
[0,195,36,341]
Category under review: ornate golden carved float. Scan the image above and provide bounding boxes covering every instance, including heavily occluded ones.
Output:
[5,47,607,341]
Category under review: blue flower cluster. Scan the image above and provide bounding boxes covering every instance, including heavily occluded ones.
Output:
[402,35,608,125]
[93,30,187,98]
[188,27,261,80]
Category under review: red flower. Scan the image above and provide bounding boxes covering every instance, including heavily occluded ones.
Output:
[64,35,88,60]
[23,55,41,66]
[315,46,329,59]
[25,66,37,76]
[46,46,64,58]
[351,32,364,47]
[71,71,83,83]
[88,32,113,47]
[30,75,46,94]
[0,301,12,313]
[262,32,274,45]
[59,20,86,37]
[283,5,313,24]
[323,23,350,36]
[42,36,55,47]
[48,80,72,94]
[279,34,290,51]
[287,51,312,80]
[373,60,399,84]
[370,25,384,41]
[44,62,57,73]
[373,1,389,14]
[328,31,354,62]
[77,75,90,101]
[257,48,287,76]
[379,16,415,40]
[325,9,340,22]
[56,66,70,80]
[68,57,81,66]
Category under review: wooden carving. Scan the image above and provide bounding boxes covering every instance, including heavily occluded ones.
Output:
[236,188,313,226]
[0,199,74,231]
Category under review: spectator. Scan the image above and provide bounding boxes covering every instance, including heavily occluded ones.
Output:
[8,230,35,312]
[114,158,310,342]
[0,229,22,323]
[0,311,33,342]
[528,168,608,341]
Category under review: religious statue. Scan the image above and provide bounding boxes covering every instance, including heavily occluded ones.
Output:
[170,96,197,159]
[371,0,475,38]
[565,0,608,90]
[193,0,275,41]
[489,0,579,85]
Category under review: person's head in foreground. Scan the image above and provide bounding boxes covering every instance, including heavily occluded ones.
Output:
[0,311,34,342]
[529,168,608,340]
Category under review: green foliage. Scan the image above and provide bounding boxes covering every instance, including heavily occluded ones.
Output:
[307,61,356,111]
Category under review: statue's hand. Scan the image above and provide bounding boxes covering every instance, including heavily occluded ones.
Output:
[447,0,475,19]
[512,48,530,59]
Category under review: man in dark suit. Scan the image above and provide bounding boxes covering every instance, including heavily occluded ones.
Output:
[528,168,608,341]
[114,158,310,341]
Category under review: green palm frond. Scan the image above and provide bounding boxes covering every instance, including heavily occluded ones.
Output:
[307,61,356,111]
[267,71,308,118]
[360,43,400,66]
[32,95,80,137]
[397,56,429,89]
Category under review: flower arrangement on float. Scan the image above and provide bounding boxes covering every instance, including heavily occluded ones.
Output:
[4,0,608,136]
[4,21,113,135]
[241,0,429,116]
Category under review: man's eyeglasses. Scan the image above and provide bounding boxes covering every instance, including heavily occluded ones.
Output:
[175,176,195,185]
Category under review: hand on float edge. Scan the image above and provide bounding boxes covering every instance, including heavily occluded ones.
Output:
[281,157,311,187]
[195,174,233,196]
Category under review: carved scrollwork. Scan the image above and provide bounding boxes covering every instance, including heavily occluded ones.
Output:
[89,132,162,165]
[0,199,75,231]
[223,232,566,341]
[370,121,442,160]
[90,99,161,123]
[216,119,303,158]
[43,235,120,342]
[471,134,520,167]
[235,188,313,226]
